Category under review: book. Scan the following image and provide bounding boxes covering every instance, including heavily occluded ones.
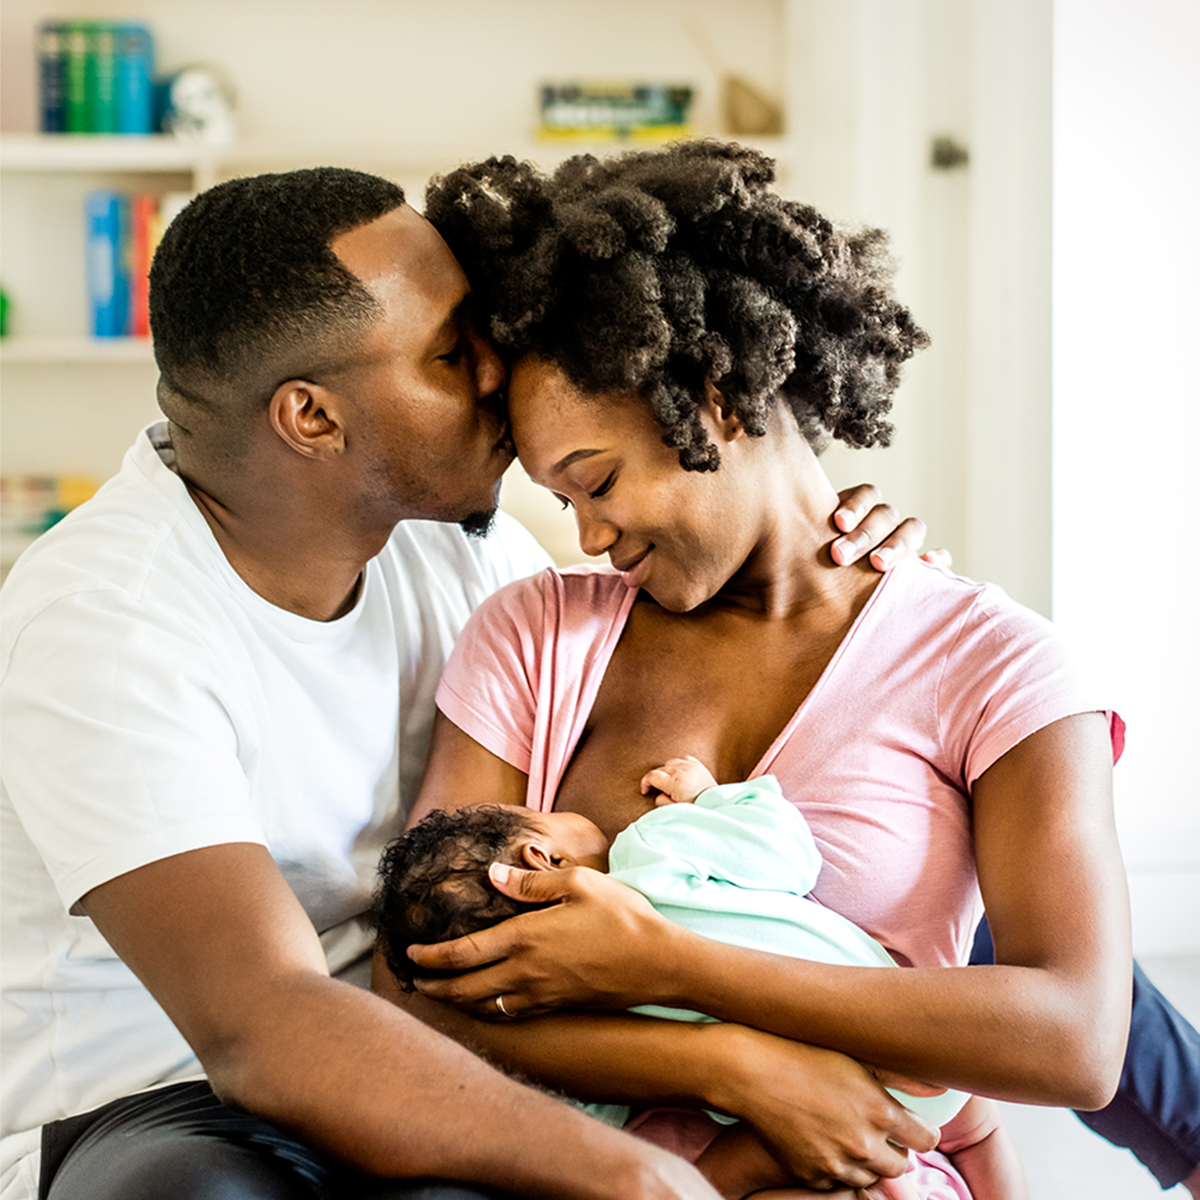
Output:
[36,21,68,133]
[85,190,130,338]
[40,20,157,135]
[128,194,161,337]
[64,21,91,133]
[87,22,120,134]
[538,82,694,142]
[116,23,155,134]
[0,475,98,535]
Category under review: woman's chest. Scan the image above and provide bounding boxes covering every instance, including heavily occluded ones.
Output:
[552,605,850,839]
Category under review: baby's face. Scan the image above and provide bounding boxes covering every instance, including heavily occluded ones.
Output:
[521,811,610,872]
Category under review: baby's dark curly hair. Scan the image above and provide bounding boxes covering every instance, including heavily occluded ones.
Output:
[150,167,405,417]
[425,140,928,468]
[373,806,547,990]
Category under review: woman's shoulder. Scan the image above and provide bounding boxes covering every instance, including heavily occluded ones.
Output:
[452,564,631,656]
[886,557,1053,643]
[471,562,628,620]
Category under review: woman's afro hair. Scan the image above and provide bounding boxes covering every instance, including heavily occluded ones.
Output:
[425,140,929,470]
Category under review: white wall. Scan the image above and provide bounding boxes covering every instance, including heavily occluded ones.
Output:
[1052,0,1200,954]
[783,0,1053,617]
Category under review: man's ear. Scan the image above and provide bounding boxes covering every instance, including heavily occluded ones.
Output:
[269,380,346,459]
[516,840,559,872]
[700,374,744,444]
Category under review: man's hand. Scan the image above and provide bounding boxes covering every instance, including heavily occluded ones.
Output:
[410,862,682,1018]
[831,484,948,571]
[641,755,718,805]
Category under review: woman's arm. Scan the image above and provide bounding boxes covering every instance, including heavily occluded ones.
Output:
[393,715,939,1188]
[411,712,1132,1109]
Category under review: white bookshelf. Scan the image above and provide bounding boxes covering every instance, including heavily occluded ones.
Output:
[0,133,222,190]
[0,334,155,364]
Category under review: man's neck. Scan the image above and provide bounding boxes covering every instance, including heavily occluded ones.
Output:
[184,478,383,622]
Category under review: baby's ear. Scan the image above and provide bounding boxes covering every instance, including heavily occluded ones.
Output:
[516,840,558,872]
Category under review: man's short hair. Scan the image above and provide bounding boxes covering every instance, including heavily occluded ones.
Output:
[149,167,405,416]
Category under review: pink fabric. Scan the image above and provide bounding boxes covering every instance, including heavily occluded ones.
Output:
[437,557,1108,970]
[436,557,1112,1199]
[623,1108,967,1197]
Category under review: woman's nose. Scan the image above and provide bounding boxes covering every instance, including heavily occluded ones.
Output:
[575,508,618,559]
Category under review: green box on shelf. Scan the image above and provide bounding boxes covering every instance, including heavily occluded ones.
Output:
[538,82,694,142]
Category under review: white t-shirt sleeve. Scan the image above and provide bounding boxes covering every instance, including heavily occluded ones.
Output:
[2,585,266,913]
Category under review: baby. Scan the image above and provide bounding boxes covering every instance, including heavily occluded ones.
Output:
[374,756,1027,1200]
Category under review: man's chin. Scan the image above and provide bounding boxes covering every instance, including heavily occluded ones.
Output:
[458,506,498,539]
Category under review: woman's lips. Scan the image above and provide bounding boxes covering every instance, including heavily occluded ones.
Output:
[613,548,651,589]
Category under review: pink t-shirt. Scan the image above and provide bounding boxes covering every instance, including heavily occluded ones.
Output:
[437,556,1112,970]
[436,557,1115,1197]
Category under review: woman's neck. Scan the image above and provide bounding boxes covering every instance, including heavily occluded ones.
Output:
[706,420,880,622]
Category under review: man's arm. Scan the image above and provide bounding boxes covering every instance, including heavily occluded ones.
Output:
[79,841,720,1200]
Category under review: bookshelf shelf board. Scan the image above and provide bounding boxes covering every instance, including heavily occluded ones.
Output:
[0,133,216,175]
[0,336,156,364]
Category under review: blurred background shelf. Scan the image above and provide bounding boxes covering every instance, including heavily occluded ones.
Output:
[0,133,222,188]
[0,334,154,363]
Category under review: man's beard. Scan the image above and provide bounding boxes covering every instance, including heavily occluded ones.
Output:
[458,506,498,539]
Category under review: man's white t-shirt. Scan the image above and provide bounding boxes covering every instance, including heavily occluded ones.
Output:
[0,423,551,1197]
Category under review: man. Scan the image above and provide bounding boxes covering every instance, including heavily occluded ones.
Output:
[1,168,926,1200]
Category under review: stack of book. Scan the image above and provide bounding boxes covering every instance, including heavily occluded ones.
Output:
[0,474,99,577]
[538,82,694,142]
[85,190,190,338]
[37,20,154,134]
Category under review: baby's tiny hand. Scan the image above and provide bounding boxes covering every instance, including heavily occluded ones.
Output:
[640,755,719,805]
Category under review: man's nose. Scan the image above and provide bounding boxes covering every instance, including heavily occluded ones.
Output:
[469,324,506,399]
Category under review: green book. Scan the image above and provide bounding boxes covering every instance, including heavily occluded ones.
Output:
[64,21,91,132]
[87,22,119,134]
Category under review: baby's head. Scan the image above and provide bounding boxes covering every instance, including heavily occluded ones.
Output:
[373,804,608,990]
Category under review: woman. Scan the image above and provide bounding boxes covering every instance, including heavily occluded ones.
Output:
[376,142,1132,1197]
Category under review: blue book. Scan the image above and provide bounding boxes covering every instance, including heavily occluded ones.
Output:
[36,21,68,132]
[85,190,130,338]
[116,24,155,134]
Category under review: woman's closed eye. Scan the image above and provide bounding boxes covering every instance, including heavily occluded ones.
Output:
[589,472,616,500]
[551,472,616,510]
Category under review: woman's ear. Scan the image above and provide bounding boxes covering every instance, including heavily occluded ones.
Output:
[269,380,346,459]
[517,839,560,872]
[700,374,744,443]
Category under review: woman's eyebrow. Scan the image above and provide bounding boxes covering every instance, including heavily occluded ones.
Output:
[550,448,603,475]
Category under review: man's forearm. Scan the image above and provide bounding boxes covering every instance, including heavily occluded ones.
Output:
[378,967,730,1114]
[213,971,710,1198]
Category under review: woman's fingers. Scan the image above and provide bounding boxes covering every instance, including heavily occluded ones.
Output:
[712,1029,938,1189]
[409,864,674,1015]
